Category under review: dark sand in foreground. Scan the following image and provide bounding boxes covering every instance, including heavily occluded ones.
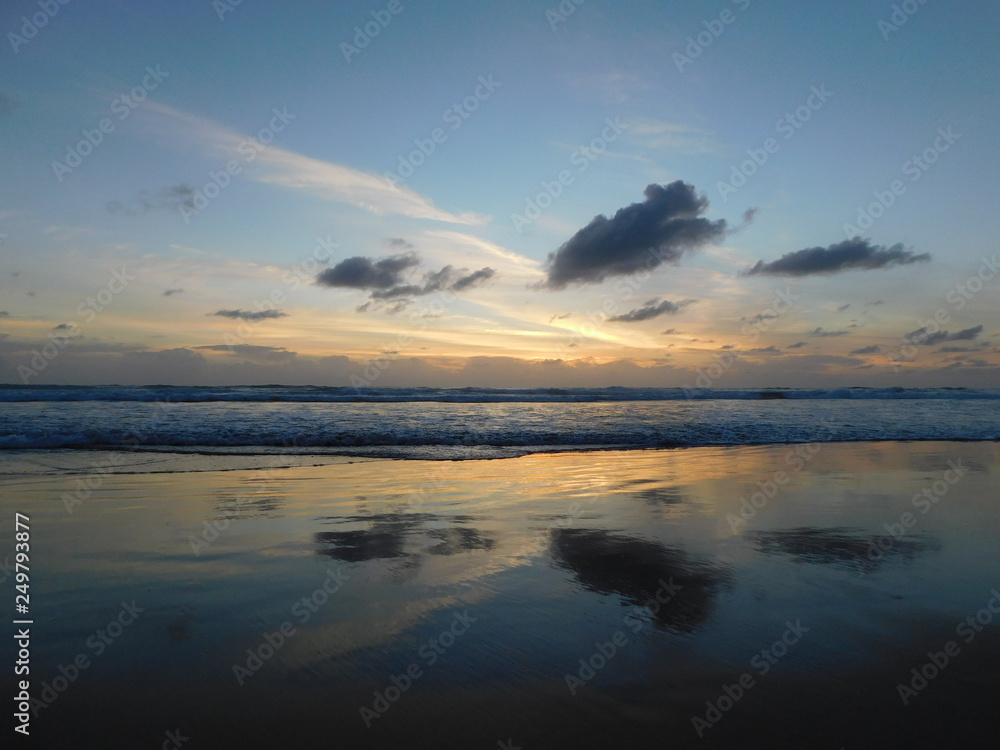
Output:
[3,441,999,748]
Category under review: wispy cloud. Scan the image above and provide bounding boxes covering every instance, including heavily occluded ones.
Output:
[210,309,288,322]
[608,298,695,323]
[141,102,485,225]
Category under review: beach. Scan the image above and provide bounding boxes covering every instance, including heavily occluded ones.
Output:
[3,440,999,748]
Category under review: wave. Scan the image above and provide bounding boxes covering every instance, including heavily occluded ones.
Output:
[2,384,999,403]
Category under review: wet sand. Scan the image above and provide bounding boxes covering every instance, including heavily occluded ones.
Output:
[2,441,999,748]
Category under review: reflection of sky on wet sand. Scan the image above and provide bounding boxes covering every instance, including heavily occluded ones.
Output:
[4,441,999,747]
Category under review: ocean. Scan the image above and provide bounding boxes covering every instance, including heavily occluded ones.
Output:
[1,385,998,463]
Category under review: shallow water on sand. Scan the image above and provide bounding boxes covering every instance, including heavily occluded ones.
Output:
[2,441,998,748]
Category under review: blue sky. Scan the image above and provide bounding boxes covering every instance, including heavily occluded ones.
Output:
[1,0,998,386]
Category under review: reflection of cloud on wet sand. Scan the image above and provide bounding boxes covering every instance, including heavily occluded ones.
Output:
[313,512,495,563]
[549,528,730,633]
[749,526,940,571]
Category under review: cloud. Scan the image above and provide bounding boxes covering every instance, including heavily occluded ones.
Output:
[540,181,728,289]
[850,345,881,355]
[787,342,809,348]
[906,324,983,347]
[608,298,695,323]
[837,303,852,312]
[316,253,495,311]
[107,185,196,215]
[386,238,414,249]
[741,237,931,277]
[0,311,8,317]
[316,253,420,290]
[140,102,484,225]
[661,328,681,335]
[747,346,783,355]
[163,288,185,296]
[742,311,777,325]
[210,309,288,321]
[808,328,849,337]
[195,344,296,362]
[451,267,496,292]
[937,344,988,353]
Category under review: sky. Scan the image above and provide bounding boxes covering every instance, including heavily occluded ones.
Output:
[1,0,999,388]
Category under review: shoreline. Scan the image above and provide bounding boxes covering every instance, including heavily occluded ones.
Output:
[1,437,998,476]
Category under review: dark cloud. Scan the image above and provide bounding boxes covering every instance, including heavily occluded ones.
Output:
[195,344,296,362]
[742,311,777,325]
[386,238,414,249]
[369,265,495,301]
[837,303,851,312]
[107,185,196,215]
[741,237,931,277]
[548,313,572,323]
[540,181,728,289]
[210,309,288,322]
[938,344,988,353]
[315,253,419,289]
[747,346,782,355]
[163,288,184,297]
[850,345,881,355]
[608,298,695,323]
[808,327,849,337]
[317,253,494,312]
[660,328,680,335]
[451,267,496,292]
[906,324,983,347]
[0,311,8,317]
[787,341,808,349]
